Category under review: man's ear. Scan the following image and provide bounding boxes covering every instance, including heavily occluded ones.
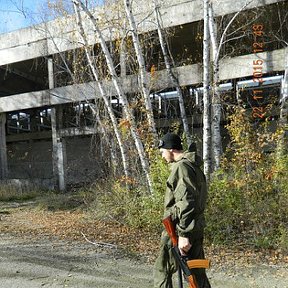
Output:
[170,149,176,158]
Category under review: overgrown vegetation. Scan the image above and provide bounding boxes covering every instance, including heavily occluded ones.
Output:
[205,108,288,251]
[83,107,288,252]
[1,109,286,254]
[81,151,169,231]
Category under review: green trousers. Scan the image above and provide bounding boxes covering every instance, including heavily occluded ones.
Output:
[153,233,211,288]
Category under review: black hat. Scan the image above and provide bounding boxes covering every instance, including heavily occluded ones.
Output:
[158,133,183,150]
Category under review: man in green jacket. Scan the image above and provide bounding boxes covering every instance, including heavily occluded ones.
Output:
[154,132,211,288]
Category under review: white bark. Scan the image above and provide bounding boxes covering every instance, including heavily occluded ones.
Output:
[208,0,253,171]
[120,37,127,77]
[280,47,288,115]
[73,1,129,179]
[153,0,192,146]
[123,0,157,141]
[203,0,212,182]
[73,0,153,194]
[278,46,288,155]
[208,2,222,171]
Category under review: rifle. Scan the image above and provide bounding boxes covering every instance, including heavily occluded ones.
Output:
[162,216,210,288]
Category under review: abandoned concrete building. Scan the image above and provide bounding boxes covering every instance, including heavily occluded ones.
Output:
[0,0,287,190]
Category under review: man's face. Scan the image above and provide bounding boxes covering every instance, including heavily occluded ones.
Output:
[160,148,174,163]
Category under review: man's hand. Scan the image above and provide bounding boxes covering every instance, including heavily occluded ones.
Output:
[178,236,192,256]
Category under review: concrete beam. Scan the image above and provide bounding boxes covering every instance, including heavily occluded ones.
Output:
[219,48,286,80]
[6,131,52,142]
[0,0,284,66]
[58,127,98,137]
[0,63,201,112]
[0,49,285,113]
[6,127,99,142]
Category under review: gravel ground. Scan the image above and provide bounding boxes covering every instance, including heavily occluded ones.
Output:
[0,235,153,288]
[0,234,287,288]
[0,201,287,287]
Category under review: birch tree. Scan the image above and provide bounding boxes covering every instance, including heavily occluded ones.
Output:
[123,0,157,143]
[73,2,130,179]
[280,47,288,123]
[203,0,212,182]
[208,2,221,171]
[208,0,253,171]
[278,46,288,155]
[72,0,153,194]
[153,0,192,146]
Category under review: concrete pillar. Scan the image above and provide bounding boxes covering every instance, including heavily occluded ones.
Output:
[48,57,67,191]
[0,113,8,179]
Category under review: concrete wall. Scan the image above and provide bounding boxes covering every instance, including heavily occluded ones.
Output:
[7,140,53,180]
[6,136,104,187]
[65,136,106,185]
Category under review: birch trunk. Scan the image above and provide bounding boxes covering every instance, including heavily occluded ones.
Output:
[278,47,288,155]
[123,0,157,142]
[73,2,129,179]
[280,47,288,121]
[73,0,153,194]
[208,2,222,171]
[208,0,253,171]
[203,0,212,182]
[153,0,192,146]
[120,37,127,77]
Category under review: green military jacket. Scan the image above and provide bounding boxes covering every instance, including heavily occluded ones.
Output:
[163,151,208,238]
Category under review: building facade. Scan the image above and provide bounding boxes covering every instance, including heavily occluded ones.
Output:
[0,0,287,190]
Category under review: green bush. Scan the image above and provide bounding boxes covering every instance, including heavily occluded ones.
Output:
[205,108,288,251]
[89,151,168,231]
[82,108,288,253]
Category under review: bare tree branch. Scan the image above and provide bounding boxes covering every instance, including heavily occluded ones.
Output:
[81,232,118,249]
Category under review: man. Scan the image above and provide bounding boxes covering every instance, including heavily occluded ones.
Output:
[154,132,211,288]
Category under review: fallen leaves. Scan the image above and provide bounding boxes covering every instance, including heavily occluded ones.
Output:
[0,202,287,266]
[0,205,159,262]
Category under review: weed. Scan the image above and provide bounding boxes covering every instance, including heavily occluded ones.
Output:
[0,185,38,202]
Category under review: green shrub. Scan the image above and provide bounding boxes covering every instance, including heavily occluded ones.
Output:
[205,108,288,251]
[89,151,168,231]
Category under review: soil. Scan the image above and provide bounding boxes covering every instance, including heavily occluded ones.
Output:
[0,201,287,288]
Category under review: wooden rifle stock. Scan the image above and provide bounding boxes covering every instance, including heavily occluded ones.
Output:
[162,215,178,247]
[162,216,210,288]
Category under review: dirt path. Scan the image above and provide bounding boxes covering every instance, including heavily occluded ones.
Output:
[0,235,153,288]
[0,201,287,287]
[1,234,287,288]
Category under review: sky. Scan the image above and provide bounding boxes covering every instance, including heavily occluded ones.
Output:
[0,0,49,34]
[0,0,103,34]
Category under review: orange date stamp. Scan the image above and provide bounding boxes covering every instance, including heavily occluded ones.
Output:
[252,24,266,119]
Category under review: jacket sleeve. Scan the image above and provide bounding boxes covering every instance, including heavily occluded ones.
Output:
[172,163,198,237]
